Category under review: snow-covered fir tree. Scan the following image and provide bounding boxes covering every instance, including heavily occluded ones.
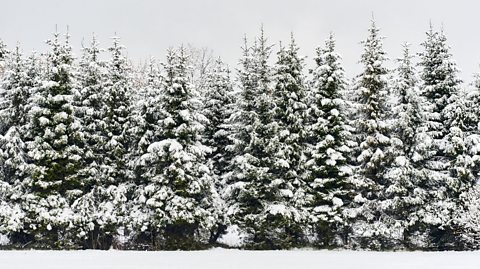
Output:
[265,34,309,248]
[25,31,82,247]
[102,35,133,183]
[0,45,32,245]
[133,47,219,249]
[0,46,32,133]
[68,35,118,249]
[200,58,236,242]
[77,35,133,248]
[416,25,473,250]
[303,33,354,247]
[347,20,396,249]
[440,87,480,249]
[202,58,235,183]
[130,57,163,174]
[225,29,305,249]
[271,35,307,186]
[128,56,165,248]
[453,72,480,248]
[382,43,429,249]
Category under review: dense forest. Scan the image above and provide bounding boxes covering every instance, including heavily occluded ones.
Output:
[1,20,480,251]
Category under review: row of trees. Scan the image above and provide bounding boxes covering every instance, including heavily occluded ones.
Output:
[1,21,480,250]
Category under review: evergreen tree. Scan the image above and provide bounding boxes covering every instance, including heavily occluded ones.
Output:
[128,56,165,248]
[453,73,480,248]
[102,35,132,184]
[271,35,307,186]
[304,33,354,247]
[347,20,395,249]
[225,29,304,249]
[77,35,133,249]
[25,31,82,247]
[201,58,236,242]
[262,34,309,248]
[0,45,32,244]
[203,58,235,182]
[69,35,117,249]
[0,46,31,133]
[383,43,429,248]
[416,26,470,250]
[134,47,218,249]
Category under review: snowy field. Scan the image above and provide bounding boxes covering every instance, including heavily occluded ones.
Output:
[0,249,479,269]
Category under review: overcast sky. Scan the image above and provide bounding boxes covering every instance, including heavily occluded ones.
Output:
[1,0,480,82]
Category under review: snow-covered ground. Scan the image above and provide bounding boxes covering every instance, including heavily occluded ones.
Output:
[0,248,479,269]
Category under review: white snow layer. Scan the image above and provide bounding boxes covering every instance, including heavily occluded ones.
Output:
[0,249,479,269]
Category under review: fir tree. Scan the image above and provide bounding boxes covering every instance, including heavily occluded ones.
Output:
[0,45,32,244]
[0,46,31,133]
[25,31,82,247]
[128,57,165,248]
[383,43,429,248]
[77,35,133,248]
[69,35,117,249]
[203,58,235,182]
[102,35,132,184]
[347,20,395,249]
[134,47,218,249]
[304,33,354,247]
[225,29,305,249]
[416,25,470,250]
[201,58,236,242]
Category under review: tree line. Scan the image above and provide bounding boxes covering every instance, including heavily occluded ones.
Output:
[1,20,480,250]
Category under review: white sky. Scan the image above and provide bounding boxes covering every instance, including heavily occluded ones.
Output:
[1,0,480,82]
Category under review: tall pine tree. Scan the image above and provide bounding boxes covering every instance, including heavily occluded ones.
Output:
[416,25,470,250]
[304,33,354,247]
[133,47,218,249]
[347,20,395,249]
[25,31,82,248]
[225,29,305,249]
[69,35,114,249]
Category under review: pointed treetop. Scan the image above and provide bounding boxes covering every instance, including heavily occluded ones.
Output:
[0,39,8,59]
[325,32,336,51]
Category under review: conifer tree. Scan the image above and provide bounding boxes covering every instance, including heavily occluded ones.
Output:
[102,36,132,184]
[128,57,165,248]
[69,35,117,249]
[76,35,133,248]
[453,73,480,248]
[0,45,32,244]
[271,35,307,185]
[225,29,305,249]
[304,33,354,247]
[203,58,235,182]
[134,47,218,249]
[25,31,82,247]
[383,43,430,248]
[416,26,470,250]
[347,20,395,249]
[200,58,236,242]
[258,34,309,248]
[0,46,31,133]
